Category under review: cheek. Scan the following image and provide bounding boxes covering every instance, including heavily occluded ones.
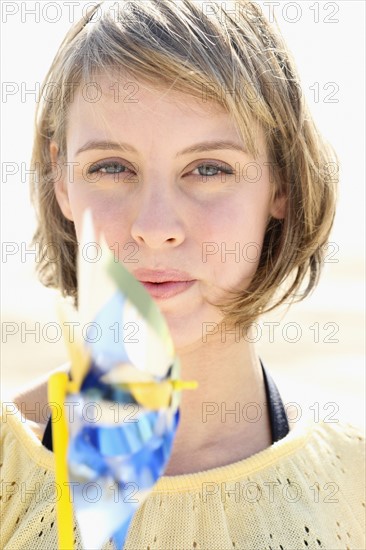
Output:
[199,197,270,289]
[69,187,125,244]
[200,199,269,250]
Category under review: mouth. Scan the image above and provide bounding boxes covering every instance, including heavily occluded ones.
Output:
[140,280,196,299]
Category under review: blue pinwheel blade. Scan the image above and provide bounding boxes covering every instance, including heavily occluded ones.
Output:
[65,211,183,550]
[67,396,180,549]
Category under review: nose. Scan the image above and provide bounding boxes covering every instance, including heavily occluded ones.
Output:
[130,182,185,249]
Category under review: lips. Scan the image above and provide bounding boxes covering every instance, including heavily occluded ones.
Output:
[132,268,194,283]
[132,268,196,299]
[139,280,196,299]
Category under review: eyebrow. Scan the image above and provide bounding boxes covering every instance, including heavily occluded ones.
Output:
[74,139,247,158]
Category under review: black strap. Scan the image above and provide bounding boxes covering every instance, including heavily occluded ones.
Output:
[41,369,72,452]
[260,359,290,442]
[41,361,289,451]
[41,408,53,451]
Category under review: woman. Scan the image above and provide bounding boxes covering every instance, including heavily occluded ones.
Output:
[1,1,364,549]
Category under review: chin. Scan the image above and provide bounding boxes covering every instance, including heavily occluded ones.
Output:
[163,305,224,351]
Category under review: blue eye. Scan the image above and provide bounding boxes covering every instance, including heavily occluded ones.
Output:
[87,161,235,180]
[192,163,234,178]
[88,162,130,175]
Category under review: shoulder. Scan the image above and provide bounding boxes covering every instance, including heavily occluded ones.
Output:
[313,418,365,450]
[273,416,365,487]
[3,362,71,440]
[307,419,365,488]
[308,418,365,460]
[0,403,57,550]
[0,397,55,471]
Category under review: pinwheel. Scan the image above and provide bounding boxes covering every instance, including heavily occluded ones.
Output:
[48,209,198,550]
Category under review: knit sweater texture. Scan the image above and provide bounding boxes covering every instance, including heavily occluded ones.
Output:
[0,400,365,550]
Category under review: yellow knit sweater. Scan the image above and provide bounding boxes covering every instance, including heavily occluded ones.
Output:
[0,400,365,550]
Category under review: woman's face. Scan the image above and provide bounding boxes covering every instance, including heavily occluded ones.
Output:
[52,76,285,350]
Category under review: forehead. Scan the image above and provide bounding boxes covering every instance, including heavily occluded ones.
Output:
[68,74,227,120]
[65,75,265,157]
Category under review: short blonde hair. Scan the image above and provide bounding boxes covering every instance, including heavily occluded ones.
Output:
[30,0,338,329]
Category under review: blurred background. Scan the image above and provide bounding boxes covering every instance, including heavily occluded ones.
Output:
[1,1,365,431]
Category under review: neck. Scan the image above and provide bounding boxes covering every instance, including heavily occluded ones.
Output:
[164,330,273,476]
[10,333,275,473]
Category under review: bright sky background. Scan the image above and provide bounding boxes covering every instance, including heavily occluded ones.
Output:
[1,1,365,422]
